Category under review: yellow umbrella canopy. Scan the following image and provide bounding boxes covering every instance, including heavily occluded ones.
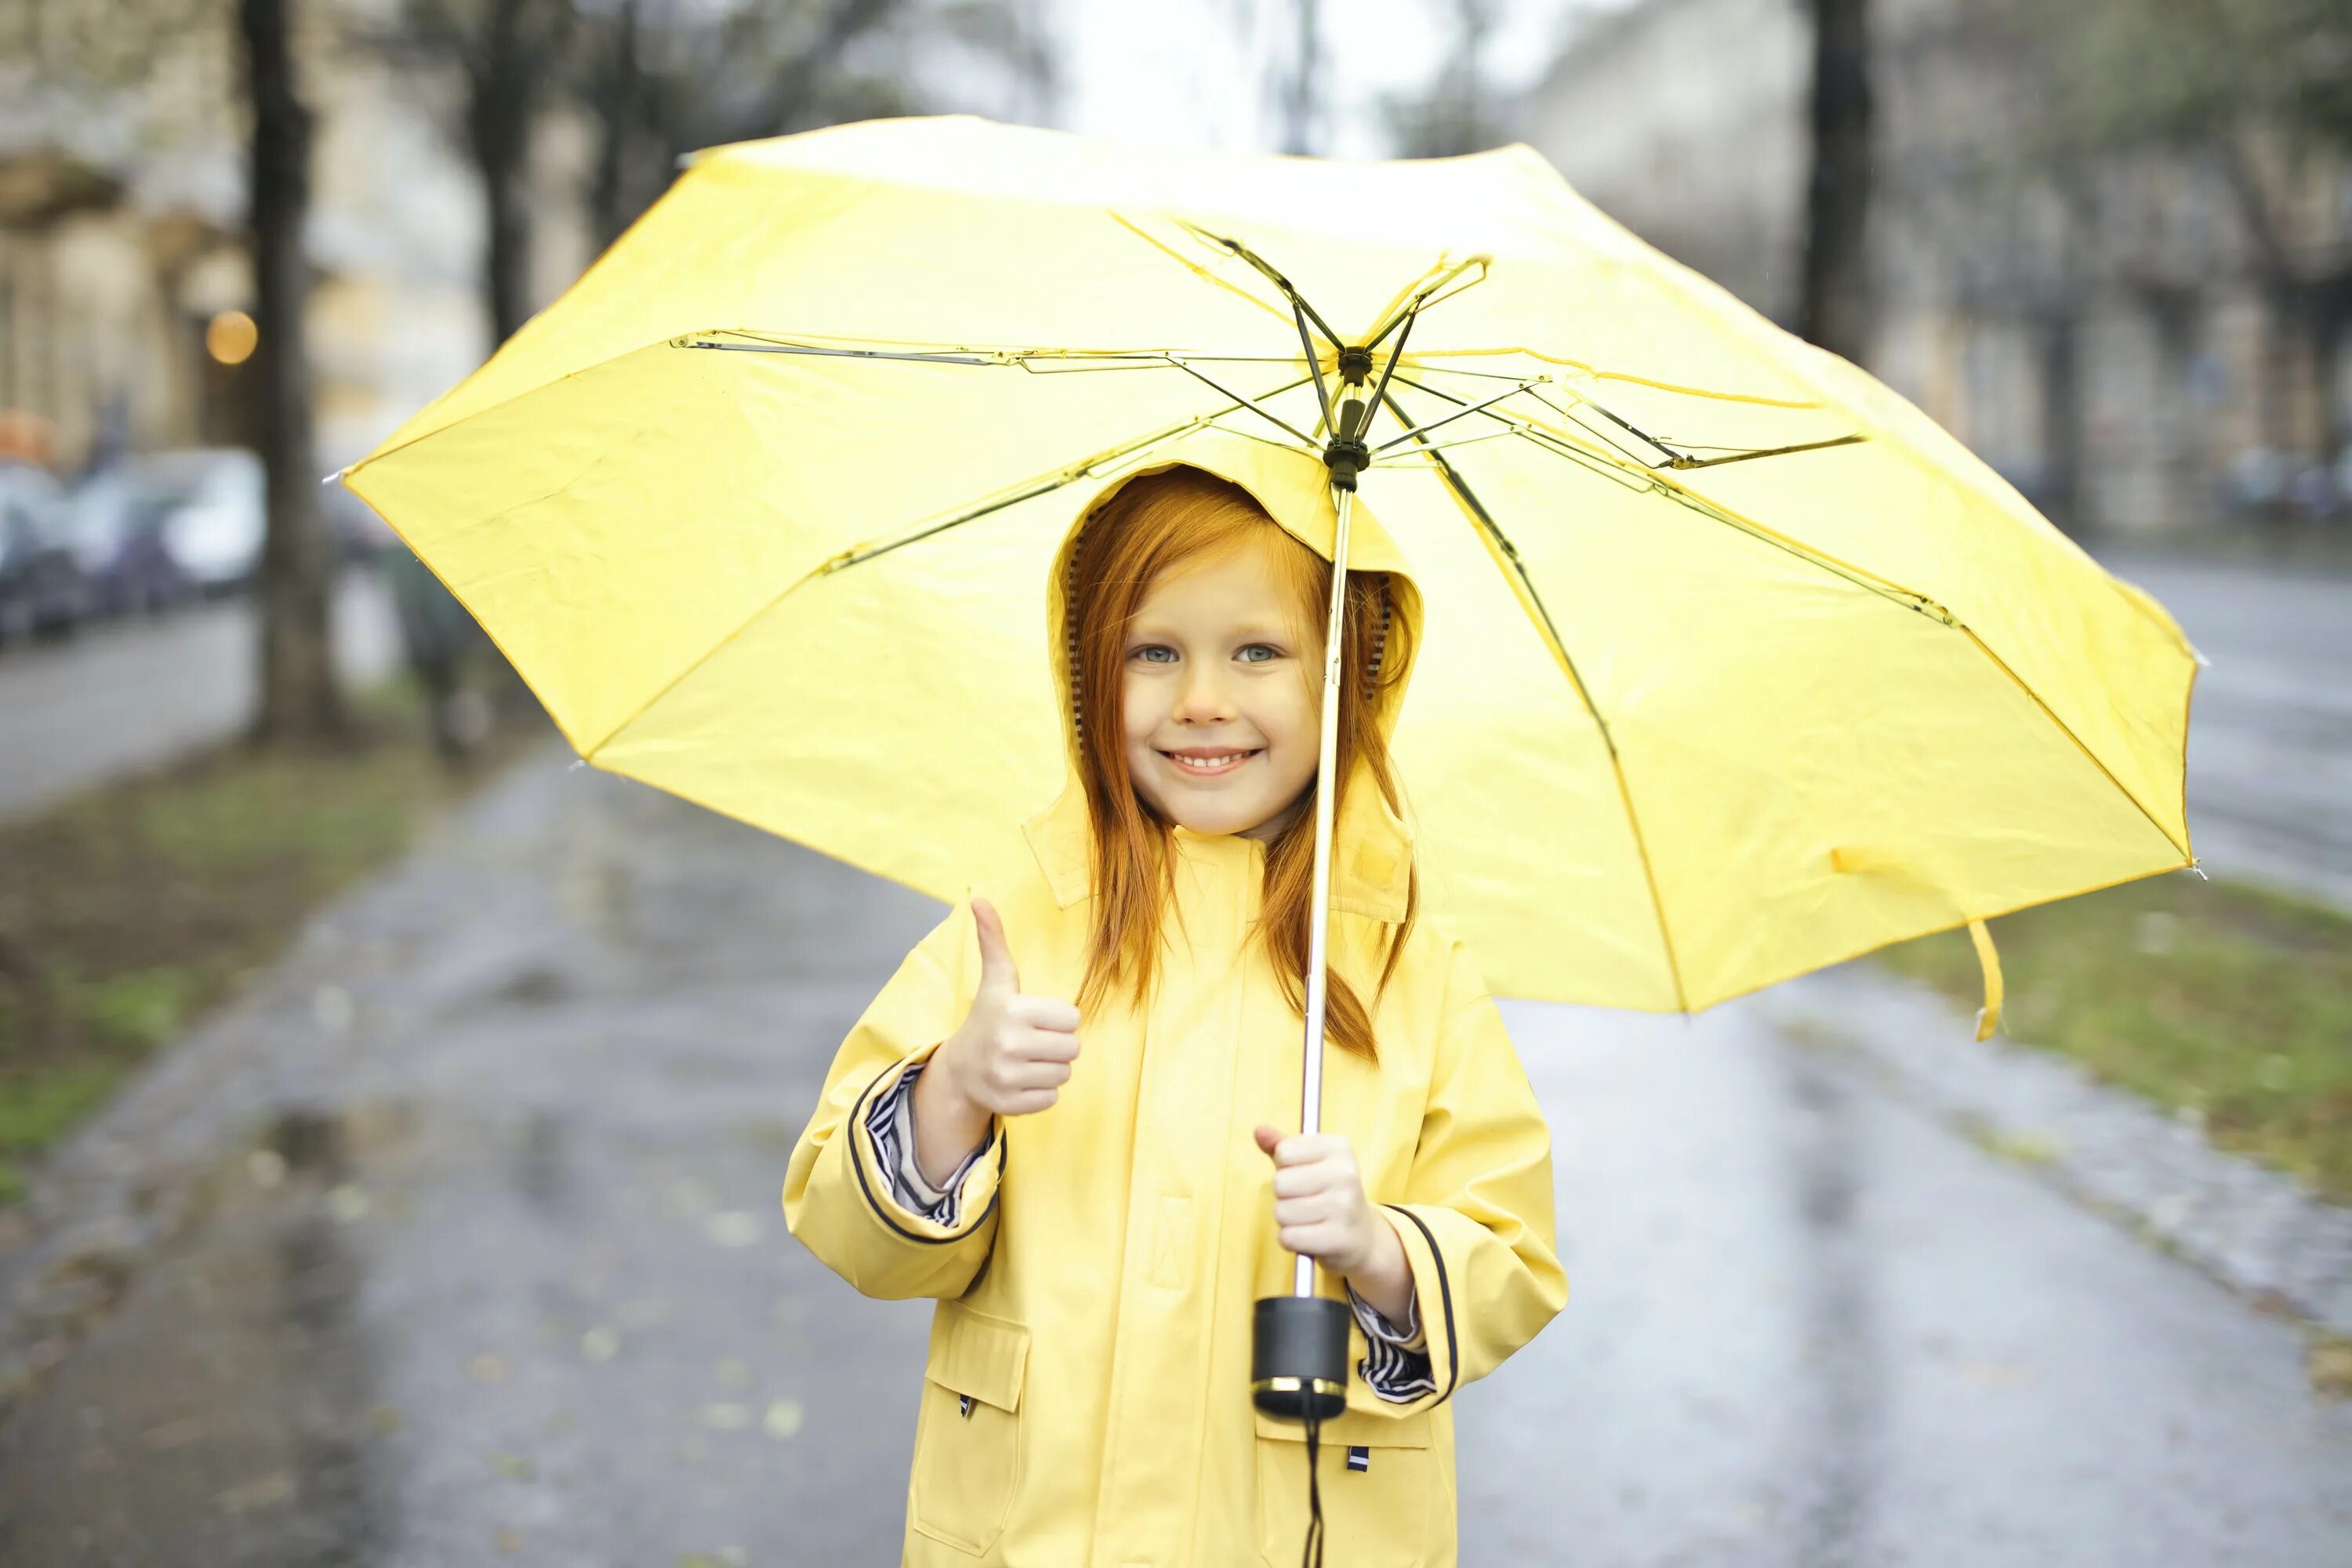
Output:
[344,114,2198,1022]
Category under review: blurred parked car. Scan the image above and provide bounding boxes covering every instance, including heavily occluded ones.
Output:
[0,460,92,644]
[65,464,197,617]
[144,448,266,597]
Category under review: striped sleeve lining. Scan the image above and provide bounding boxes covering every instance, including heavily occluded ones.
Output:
[863,1060,989,1225]
[1347,1282,1438,1403]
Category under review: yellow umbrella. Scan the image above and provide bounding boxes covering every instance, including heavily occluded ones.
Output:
[342,114,2199,1039]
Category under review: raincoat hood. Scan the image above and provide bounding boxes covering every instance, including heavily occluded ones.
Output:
[1024,430,1428,920]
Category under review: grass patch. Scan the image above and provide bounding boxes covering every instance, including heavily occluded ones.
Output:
[0,676,544,1205]
[1878,871,2352,1202]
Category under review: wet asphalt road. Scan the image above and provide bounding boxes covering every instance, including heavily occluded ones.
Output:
[0,568,401,826]
[2,755,2345,1566]
[2092,550,2352,913]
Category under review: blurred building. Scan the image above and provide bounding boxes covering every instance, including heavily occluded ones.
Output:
[0,0,568,478]
[1518,0,2352,538]
[0,0,1056,483]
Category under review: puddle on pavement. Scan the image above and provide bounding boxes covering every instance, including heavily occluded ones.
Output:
[0,1099,420,1566]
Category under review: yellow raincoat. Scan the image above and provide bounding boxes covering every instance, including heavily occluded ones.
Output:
[783,452,1566,1567]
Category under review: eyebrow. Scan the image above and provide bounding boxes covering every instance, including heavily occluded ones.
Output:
[1123,621,1295,644]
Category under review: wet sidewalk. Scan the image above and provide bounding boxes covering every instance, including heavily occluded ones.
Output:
[2,750,2347,1566]
[0,751,945,1566]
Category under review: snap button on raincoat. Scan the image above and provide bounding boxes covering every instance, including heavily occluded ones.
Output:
[783,449,1566,1567]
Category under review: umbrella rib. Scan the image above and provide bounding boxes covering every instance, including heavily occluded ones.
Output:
[1109,212,1298,329]
[823,372,1318,574]
[583,396,1275,757]
[1519,380,1868,470]
[1359,256,1490,354]
[1390,372,1668,470]
[1177,224,1352,350]
[1388,398,2194,876]
[1403,347,1829,410]
[1662,435,1869,470]
[1371,376,1546,453]
[1378,387,1693,1013]
[684,332,1295,372]
[683,329,1325,454]
[1385,372,1936,616]
[1163,356,1326,451]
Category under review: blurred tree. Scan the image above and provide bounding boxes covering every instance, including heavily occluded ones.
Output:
[2014,0,2352,471]
[372,0,579,347]
[240,0,347,742]
[579,0,1054,245]
[1380,0,1501,158]
[13,0,350,742]
[1798,0,1874,362]
[1281,0,1319,156]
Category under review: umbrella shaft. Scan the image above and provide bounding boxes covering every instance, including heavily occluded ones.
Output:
[1293,481,1355,1301]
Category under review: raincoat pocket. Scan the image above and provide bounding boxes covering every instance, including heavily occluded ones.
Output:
[1254,1407,1438,1568]
[909,1303,1030,1556]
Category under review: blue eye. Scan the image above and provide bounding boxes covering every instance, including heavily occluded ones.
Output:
[1238,644,1281,663]
[1130,644,1178,664]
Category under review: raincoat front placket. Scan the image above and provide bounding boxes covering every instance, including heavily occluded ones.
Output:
[1088,828,1263,1566]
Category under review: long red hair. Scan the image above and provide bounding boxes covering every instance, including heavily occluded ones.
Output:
[1063,466,1417,1059]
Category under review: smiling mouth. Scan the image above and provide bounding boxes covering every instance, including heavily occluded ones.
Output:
[1161,748,1261,777]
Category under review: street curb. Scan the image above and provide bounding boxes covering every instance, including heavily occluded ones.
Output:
[1758,964,2352,1339]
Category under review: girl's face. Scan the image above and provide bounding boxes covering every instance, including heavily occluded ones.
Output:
[1120,533,1320,841]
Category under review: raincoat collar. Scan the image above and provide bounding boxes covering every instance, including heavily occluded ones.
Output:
[1020,430,1423,927]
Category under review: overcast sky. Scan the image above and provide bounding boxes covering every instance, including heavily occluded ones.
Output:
[1047,0,1632,159]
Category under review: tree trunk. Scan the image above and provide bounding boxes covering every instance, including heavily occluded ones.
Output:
[2034,309,2083,531]
[472,96,533,345]
[1799,0,1874,361]
[1283,0,1318,157]
[469,0,539,346]
[239,0,346,744]
[590,0,641,248]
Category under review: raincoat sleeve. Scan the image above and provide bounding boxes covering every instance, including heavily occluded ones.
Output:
[783,898,1005,1301]
[1371,935,1566,1414]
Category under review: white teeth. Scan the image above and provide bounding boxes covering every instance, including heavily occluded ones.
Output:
[1169,751,1249,771]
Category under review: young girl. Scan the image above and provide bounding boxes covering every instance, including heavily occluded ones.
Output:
[784,441,1565,1567]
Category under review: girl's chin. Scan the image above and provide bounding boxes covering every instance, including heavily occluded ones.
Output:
[1141,786,1280,838]
[1165,798,1266,832]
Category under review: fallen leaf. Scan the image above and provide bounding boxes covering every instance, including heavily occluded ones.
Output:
[138,1417,205,1451]
[216,1470,296,1515]
[2310,1335,2352,1399]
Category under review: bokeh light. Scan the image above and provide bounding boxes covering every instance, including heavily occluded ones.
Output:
[205,308,258,366]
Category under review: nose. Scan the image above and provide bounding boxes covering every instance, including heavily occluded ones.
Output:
[1173,660,1235,724]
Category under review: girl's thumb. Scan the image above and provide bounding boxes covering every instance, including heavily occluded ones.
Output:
[972,897,1019,993]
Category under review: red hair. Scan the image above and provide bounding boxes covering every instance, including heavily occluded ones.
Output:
[1063,466,1416,1059]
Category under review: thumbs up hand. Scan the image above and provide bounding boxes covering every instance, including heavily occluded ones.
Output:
[935,898,1083,1119]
